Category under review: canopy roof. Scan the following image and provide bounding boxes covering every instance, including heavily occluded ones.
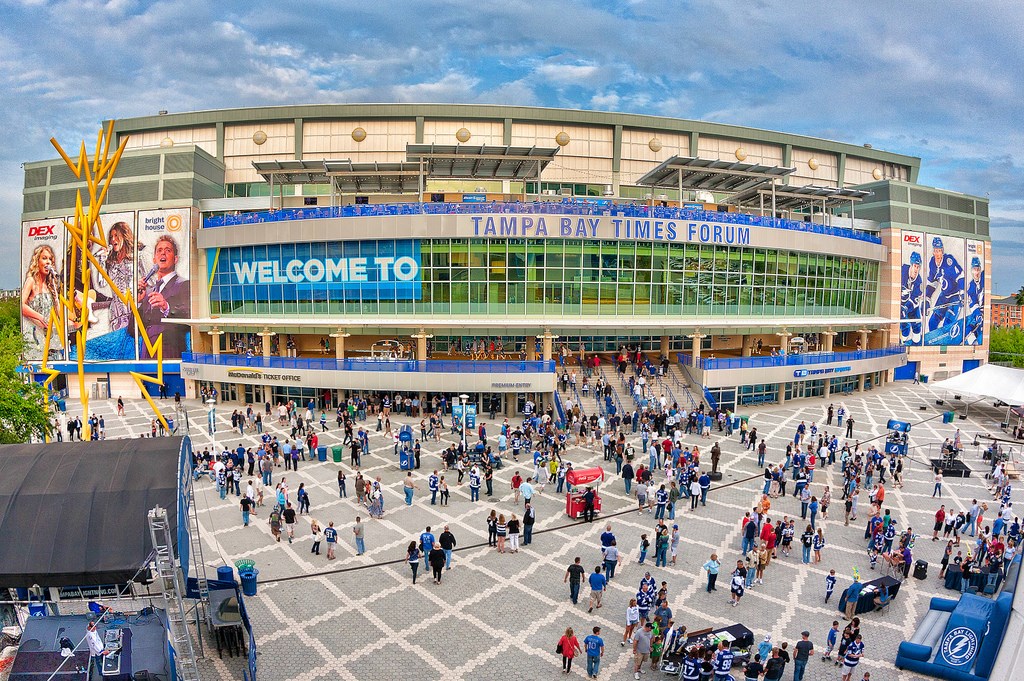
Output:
[252,159,423,193]
[405,144,559,180]
[727,183,872,210]
[635,156,795,192]
[932,364,1024,406]
[0,437,182,588]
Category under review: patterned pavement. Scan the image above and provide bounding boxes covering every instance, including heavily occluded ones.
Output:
[70,381,1020,680]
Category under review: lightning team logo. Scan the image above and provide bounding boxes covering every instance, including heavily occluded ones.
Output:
[939,626,978,667]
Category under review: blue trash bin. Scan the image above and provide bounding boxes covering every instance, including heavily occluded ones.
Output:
[732,417,740,430]
[239,569,259,597]
[317,446,328,462]
[400,451,414,470]
[216,565,235,584]
[28,603,47,617]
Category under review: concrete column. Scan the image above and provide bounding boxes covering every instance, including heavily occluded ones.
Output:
[412,328,431,360]
[858,329,869,351]
[776,330,792,354]
[330,329,349,360]
[689,332,706,364]
[660,335,671,359]
[858,374,866,392]
[822,331,836,353]
[527,340,537,361]
[541,329,557,362]
[741,335,752,357]
[209,330,223,355]
[259,329,273,358]
[777,383,786,404]
[823,379,831,398]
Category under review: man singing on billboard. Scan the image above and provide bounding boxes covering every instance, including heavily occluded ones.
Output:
[137,234,190,358]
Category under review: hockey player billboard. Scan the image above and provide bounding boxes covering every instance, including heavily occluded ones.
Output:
[964,240,985,345]
[899,231,925,345]
[924,234,965,346]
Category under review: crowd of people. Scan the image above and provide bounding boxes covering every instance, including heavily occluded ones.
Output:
[174,349,1019,681]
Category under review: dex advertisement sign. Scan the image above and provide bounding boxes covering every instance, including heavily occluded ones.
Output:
[20,218,67,361]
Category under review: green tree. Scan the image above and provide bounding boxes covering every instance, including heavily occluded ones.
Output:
[0,298,53,443]
[989,326,1024,368]
[1015,285,1024,306]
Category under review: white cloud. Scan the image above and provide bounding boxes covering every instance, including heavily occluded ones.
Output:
[0,0,1021,288]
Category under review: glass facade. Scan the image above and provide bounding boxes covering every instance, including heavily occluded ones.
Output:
[209,238,879,318]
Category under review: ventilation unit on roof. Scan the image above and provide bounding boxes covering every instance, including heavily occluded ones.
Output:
[542,189,558,196]
[602,185,614,196]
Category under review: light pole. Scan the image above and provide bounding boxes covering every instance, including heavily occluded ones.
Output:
[459,393,469,454]
[206,398,217,436]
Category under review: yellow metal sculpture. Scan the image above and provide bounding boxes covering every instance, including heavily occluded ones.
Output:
[40,122,169,439]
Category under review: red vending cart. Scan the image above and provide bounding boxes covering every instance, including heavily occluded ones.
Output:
[565,467,605,519]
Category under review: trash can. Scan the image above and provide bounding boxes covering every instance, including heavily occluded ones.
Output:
[399,450,414,470]
[317,446,328,462]
[56,399,66,412]
[28,603,47,617]
[399,425,414,443]
[731,417,741,430]
[239,568,259,597]
[943,411,955,424]
[332,445,343,463]
[913,559,928,580]
[920,375,929,384]
[216,565,235,584]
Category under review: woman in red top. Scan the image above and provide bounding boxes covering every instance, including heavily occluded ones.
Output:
[557,626,581,674]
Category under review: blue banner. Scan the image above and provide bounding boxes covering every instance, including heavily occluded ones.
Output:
[211,239,421,302]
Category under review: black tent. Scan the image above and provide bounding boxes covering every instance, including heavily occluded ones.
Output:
[0,436,182,588]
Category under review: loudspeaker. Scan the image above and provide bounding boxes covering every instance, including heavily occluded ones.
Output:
[936,400,944,406]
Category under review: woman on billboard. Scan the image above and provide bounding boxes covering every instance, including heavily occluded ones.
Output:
[21,244,62,357]
[74,220,141,360]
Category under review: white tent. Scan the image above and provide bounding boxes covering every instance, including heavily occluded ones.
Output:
[932,364,1024,406]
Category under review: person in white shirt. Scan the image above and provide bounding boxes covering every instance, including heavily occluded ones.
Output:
[85,621,105,675]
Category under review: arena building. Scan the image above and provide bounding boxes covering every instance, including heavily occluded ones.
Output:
[19,104,991,414]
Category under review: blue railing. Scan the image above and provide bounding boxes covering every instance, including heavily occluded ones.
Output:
[677,345,906,371]
[702,387,719,411]
[203,199,880,244]
[553,390,567,428]
[182,352,556,374]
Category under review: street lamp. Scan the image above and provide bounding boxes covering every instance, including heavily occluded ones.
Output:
[459,393,469,454]
[206,398,217,436]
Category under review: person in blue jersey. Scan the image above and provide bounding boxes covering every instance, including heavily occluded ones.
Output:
[925,236,964,335]
[965,256,985,344]
[900,250,924,344]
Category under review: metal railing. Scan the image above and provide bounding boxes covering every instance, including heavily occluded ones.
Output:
[181,352,556,374]
[203,199,881,244]
[677,345,906,371]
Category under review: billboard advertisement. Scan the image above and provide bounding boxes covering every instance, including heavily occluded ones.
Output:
[964,240,985,345]
[210,239,422,302]
[20,218,66,361]
[924,234,965,346]
[899,230,925,346]
[133,209,191,359]
[68,211,140,361]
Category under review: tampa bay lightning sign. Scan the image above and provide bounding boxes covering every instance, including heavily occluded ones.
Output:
[938,627,979,669]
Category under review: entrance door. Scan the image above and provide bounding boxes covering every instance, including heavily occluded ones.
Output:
[962,359,981,373]
[893,361,918,381]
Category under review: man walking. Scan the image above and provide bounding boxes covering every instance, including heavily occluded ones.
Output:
[632,622,653,680]
[439,525,457,570]
[587,565,607,613]
[324,521,338,560]
[584,626,604,679]
[565,557,586,604]
[428,470,440,505]
[792,631,814,681]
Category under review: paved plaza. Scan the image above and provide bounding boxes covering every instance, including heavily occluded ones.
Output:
[69,382,1018,680]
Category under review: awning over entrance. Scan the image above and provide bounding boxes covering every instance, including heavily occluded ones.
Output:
[727,184,872,211]
[405,144,560,180]
[636,156,795,194]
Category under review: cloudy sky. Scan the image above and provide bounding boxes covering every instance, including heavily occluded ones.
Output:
[2,0,1022,291]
